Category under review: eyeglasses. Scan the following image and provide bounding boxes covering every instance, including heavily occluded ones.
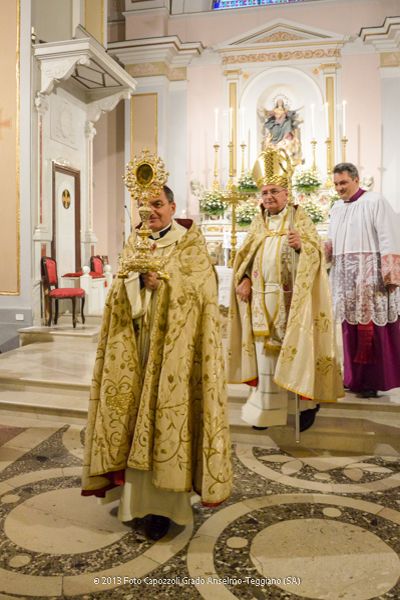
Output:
[262,189,284,197]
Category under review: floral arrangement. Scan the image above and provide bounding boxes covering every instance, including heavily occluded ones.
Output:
[199,190,225,217]
[293,168,322,194]
[237,172,258,192]
[299,196,327,224]
[236,200,260,227]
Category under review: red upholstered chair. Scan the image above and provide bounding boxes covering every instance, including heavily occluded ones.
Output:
[90,255,104,276]
[41,257,85,328]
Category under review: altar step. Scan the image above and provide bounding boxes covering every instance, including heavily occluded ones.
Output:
[0,340,399,454]
[229,391,400,455]
[0,382,399,455]
[18,324,100,346]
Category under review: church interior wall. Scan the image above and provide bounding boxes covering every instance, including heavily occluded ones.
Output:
[0,0,33,351]
[381,74,400,211]
[126,11,168,39]
[340,52,382,195]
[167,0,399,44]
[187,63,224,215]
[31,0,73,43]
[165,81,188,216]
[93,103,126,271]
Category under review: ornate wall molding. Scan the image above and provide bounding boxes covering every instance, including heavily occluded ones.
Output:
[40,55,91,96]
[34,93,49,115]
[127,61,186,80]
[256,32,304,43]
[222,48,341,65]
[380,51,400,67]
[87,90,131,123]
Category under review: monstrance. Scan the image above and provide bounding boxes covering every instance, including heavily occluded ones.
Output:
[118,151,169,279]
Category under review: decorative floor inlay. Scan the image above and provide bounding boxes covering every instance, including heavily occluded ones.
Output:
[0,417,399,599]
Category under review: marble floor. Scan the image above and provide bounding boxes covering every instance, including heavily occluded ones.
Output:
[0,327,399,598]
[0,412,400,599]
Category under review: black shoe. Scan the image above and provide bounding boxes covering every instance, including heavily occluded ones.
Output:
[252,425,268,430]
[145,515,170,541]
[299,404,320,432]
[357,390,378,398]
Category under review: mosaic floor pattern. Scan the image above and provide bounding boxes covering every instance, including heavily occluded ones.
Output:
[0,415,399,599]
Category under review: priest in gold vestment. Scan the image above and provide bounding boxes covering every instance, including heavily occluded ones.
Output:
[82,186,232,540]
[228,148,343,431]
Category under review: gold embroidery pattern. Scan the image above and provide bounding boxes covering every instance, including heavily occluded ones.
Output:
[316,356,335,375]
[279,345,297,363]
[83,224,232,504]
[314,311,331,333]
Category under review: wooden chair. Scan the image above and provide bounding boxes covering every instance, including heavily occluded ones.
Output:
[41,256,85,328]
[89,255,104,276]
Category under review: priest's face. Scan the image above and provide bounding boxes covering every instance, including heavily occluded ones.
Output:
[333,171,359,201]
[148,190,176,231]
[261,185,288,215]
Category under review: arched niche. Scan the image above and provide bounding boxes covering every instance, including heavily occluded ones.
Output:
[239,66,325,173]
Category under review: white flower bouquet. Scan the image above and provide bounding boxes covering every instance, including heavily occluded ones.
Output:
[200,190,225,217]
[300,196,327,224]
[294,169,322,194]
[236,200,260,227]
[237,172,258,192]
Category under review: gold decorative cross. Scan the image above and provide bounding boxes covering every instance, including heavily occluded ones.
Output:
[0,109,12,140]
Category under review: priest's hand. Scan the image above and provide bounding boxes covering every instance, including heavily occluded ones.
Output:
[236,276,252,302]
[142,271,160,291]
[288,228,301,251]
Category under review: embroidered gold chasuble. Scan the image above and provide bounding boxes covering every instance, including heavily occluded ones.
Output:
[82,222,232,506]
[228,206,343,402]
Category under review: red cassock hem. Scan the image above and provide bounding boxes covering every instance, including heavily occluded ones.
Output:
[246,378,258,387]
[81,469,125,497]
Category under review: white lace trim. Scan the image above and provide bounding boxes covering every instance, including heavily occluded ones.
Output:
[330,252,400,325]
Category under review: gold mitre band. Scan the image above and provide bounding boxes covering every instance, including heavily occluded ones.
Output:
[252,146,292,189]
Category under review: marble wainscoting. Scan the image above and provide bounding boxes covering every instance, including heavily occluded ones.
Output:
[0,414,399,599]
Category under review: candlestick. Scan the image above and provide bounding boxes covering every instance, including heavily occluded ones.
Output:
[342,100,347,138]
[213,143,220,190]
[325,137,333,187]
[247,129,251,170]
[220,187,252,267]
[214,108,219,143]
[311,138,317,172]
[341,136,348,162]
[227,140,235,189]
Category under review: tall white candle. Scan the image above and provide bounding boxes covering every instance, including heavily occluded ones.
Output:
[214,108,219,143]
[247,128,251,170]
[310,103,315,138]
[324,102,329,138]
[342,100,347,137]
[229,107,233,142]
[240,107,245,144]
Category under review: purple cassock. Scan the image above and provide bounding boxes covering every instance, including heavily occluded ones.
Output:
[327,188,400,393]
